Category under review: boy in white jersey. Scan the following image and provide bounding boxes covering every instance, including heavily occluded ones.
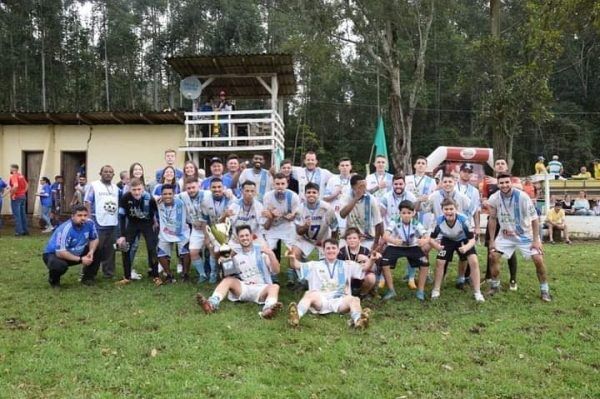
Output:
[200,178,233,283]
[292,151,333,200]
[286,239,375,329]
[178,177,207,283]
[487,174,551,302]
[324,157,353,233]
[340,174,384,251]
[156,185,190,284]
[380,200,430,301]
[225,180,266,251]
[366,154,393,199]
[379,174,418,227]
[429,199,484,302]
[292,182,339,260]
[196,225,282,319]
[237,154,272,202]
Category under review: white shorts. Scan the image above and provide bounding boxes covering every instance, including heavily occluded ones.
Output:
[265,224,297,249]
[157,239,189,258]
[227,282,269,304]
[309,292,348,314]
[188,229,205,251]
[294,237,324,259]
[494,235,541,260]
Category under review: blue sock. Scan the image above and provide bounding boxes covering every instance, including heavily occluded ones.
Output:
[540,282,549,292]
[350,311,361,322]
[456,276,466,283]
[407,266,417,280]
[416,290,425,300]
[192,258,205,278]
[208,295,221,308]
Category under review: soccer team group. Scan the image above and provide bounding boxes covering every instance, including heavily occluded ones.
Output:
[42,150,552,329]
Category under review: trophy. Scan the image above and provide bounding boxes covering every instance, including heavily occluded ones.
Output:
[205,218,240,277]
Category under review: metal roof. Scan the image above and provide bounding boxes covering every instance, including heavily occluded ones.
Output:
[166,53,296,99]
[0,111,185,125]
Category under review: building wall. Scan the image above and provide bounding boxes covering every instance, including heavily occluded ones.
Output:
[0,124,185,216]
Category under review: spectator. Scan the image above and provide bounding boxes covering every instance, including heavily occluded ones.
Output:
[154,149,184,184]
[70,175,88,209]
[116,170,130,190]
[592,197,600,216]
[0,176,7,230]
[547,155,564,179]
[279,159,299,194]
[562,194,574,215]
[572,166,592,180]
[199,96,214,139]
[535,156,547,174]
[593,160,600,180]
[546,201,571,244]
[50,175,64,228]
[9,164,29,236]
[36,177,53,233]
[217,90,233,138]
[573,191,593,215]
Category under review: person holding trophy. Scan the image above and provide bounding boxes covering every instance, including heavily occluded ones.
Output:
[196,225,282,319]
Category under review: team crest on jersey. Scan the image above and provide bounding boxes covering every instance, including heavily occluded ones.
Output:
[104,200,117,215]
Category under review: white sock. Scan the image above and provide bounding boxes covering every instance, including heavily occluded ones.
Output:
[297,303,308,318]
[263,297,276,310]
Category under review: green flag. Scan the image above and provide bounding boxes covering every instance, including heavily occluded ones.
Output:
[373,116,389,171]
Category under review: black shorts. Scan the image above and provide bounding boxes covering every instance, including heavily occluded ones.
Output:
[380,246,429,269]
[436,238,476,262]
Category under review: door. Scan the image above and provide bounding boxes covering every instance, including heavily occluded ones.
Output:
[61,151,87,213]
[23,151,43,214]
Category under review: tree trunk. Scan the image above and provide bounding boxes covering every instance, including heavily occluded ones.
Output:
[490,0,509,163]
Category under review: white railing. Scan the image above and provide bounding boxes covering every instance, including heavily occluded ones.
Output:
[183,109,285,150]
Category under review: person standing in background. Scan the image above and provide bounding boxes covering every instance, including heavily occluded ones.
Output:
[9,164,29,236]
[36,177,54,233]
[0,176,8,231]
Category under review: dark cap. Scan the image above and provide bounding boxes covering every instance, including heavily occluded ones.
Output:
[460,163,474,172]
[209,157,223,165]
[554,200,562,207]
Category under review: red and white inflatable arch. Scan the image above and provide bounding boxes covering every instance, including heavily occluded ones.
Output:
[425,146,494,172]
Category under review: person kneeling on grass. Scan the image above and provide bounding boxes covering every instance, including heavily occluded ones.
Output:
[42,205,100,287]
[429,198,484,302]
[286,239,376,329]
[379,200,430,301]
[196,225,283,319]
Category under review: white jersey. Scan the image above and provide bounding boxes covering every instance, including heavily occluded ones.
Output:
[292,167,333,200]
[456,181,481,221]
[238,168,272,202]
[429,189,471,221]
[324,174,353,229]
[157,198,190,242]
[85,181,120,227]
[227,198,266,238]
[341,192,383,239]
[262,189,301,229]
[177,177,203,193]
[488,188,538,241]
[233,244,273,284]
[297,259,363,299]
[295,200,338,243]
[385,218,428,247]
[379,190,418,227]
[405,174,438,198]
[177,190,207,225]
[200,194,232,226]
[366,172,393,199]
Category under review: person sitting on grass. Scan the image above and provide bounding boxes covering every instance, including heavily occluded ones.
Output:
[196,225,282,319]
[429,198,484,302]
[286,239,377,329]
[337,227,378,299]
[546,201,571,244]
[42,205,99,287]
[379,200,430,301]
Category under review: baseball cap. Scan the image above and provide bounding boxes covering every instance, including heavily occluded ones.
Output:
[209,157,223,165]
[538,156,545,161]
[460,163,474,172]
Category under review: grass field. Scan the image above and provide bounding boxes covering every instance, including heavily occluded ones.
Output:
[1,230,599,398]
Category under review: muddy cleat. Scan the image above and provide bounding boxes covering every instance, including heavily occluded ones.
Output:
[196,293,215,314]
[153,277,164,287]
[354,308,372,329]
[407,279,417,290]
[485,286,500,297]
[540,291,552,302]
[288,302,300,327]
[259,302,283,319]
[115,278,131,286]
